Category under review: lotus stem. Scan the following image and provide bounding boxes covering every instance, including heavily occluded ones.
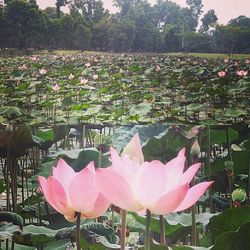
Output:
[76,212,81,250]
[206,126,213,213]
[190,138,198,246]
[6,143,10,211]
[98,148,102,168]
[159,215,166,245]
[191,206,197,245]
[225,127,233,208]
[145,209,151,250]
[120,209,127,250]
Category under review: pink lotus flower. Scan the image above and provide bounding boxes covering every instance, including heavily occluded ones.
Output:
[224,58,229,63]
[97,135,213,215]
[85,62,91,67]
[69,73,75,80]
[218,71,226,77]
[93,74,98,80]
[80,78,88,84]
[41,95,47,100]
[236,70,248,76]
[19,64,27,70]
[39,68,47,75]
[52,83,60,92]
[29,56,37,62]
[156,65,161,71]
[38,159,110,222]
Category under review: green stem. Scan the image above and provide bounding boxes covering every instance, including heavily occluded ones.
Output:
[145,209,151,250]
[190,139,198,246]
[6,144,10,211]
[226,127,233,208]
[159,215,166,245]
[120,209,127,250]
[98,148,102,168]
[191,205,197,245]
[76,212,81,250]
[207,126,213,213]
[247,158,250,200]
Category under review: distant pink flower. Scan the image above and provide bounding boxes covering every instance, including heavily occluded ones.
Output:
[85,62,91,67]
[29,56,37,62]
[93,74,98,80]
[224,58,229,63]
[19,64,27,70]
[156,65,161,71]
[42,95,47,100]
[38,159,110,222]
[52,84,60,92]
[68,73,75,80]
[39,68,47,75]
[245,60,250,64]
[97,134,213,215]
[80,78,88,84]
[218,71,226,77]
[236,70,248,76]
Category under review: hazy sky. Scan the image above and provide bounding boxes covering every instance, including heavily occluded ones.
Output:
[37,0,250,24]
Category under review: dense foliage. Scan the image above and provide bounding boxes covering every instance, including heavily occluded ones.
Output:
[0,53,249,125]
[0,0,250,53]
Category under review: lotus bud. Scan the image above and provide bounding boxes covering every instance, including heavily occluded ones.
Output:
[93,134,112,152]
[224,160,234,170]
[190,138,200,160]
[232,188,246,202]
[5,124,13,133]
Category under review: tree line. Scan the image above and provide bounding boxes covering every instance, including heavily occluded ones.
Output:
[0,0,250,53]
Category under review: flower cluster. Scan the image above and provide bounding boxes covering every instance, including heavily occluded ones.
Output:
[38,134,212,221]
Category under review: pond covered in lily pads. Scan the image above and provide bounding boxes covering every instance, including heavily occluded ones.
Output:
[0,52,249,250]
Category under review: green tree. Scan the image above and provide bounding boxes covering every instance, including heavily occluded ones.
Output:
[56,0,68,18]
[108,18,136,51]
[5,0,46,49]
[163,24,181,52]
[113,0,142,16]
[214,24,242,54]
[186,0,203,28]
[74,23,91,50]
[70,0,107,23]
[199,9,218,34]
[57,14,75,49]
[44,7,61,19]
[0,2,8,48]
[91,17,111,50]
[185,32,215,52]
[127,1,161,52]
[152,0,183,31]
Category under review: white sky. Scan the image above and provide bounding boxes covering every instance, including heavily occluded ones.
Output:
[37,0,250,24]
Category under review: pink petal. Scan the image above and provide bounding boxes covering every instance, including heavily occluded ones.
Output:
[85,161,96,172]
[180,163,201,184]
[122,133,144,164]
[96,168,143,211]
[64,214,77,222]
[152,184,189,215]
[140,161,167,208]
[165,148,186,176]
[52,159,75,192]
[174,181,213,212]
[38,176,46,193]
[83,193,110,218]
[110,147,140,180]
[69,167,99,213]
[110,147,124,171]
[39,176,75,216]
